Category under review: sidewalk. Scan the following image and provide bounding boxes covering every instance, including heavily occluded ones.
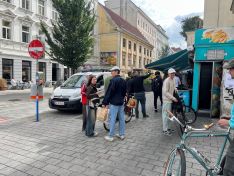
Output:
[0,87,54,96]
[0,92,228,176]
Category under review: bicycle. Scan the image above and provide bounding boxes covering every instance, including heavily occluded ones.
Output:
[164,111,231,176]
[173,95,197,125]
[103,97,135,132]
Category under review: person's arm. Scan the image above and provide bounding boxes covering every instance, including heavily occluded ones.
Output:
[81,84,86,96]
[86,86,97,100]
[141,73,151,80]
[102,80,113,105]
[218,104,234,128]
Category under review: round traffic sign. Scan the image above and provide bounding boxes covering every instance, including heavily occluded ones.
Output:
[28,39,45,59]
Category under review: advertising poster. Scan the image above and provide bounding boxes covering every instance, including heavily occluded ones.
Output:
[100,52,117,66]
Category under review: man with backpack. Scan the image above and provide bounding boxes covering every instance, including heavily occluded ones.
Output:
[152,71,163,112]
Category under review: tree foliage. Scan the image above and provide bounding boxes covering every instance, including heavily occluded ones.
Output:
[159,45,170,59]
[41,0,96,69]
[180,16,203,40]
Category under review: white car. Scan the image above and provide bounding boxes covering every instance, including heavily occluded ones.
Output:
[49,72,111,111]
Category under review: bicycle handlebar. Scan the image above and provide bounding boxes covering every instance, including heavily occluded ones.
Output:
[166,110,214,132]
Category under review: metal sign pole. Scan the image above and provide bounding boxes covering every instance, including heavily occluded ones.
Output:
[36,59,39,122]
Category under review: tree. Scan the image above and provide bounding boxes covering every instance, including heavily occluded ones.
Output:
[180,16,203,40]
[41,0,96,70]
[159,45,170,59]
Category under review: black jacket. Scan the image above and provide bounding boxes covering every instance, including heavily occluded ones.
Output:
[132,74,151,93]
[102,75,127,106]
[126,77,134,95]
[152,76,163,93]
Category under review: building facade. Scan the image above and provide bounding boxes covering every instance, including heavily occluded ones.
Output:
[105,0,168,60]
[0,0,66,83]
[98,4,153,75]
[204,0,234,28]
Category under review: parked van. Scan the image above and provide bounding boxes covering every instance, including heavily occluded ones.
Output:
[49,72,111,111]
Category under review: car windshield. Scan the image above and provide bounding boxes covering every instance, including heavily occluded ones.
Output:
[61,75,85,88]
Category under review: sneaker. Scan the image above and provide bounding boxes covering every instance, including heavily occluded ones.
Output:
[104,136,114,142]
[154,109,158,112]
[93,132,98,137]
[168,129,175,133]
[143,114,149,118]
[115,134,125,140]
[163,131,172,136]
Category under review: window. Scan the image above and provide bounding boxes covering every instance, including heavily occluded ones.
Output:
[128,54,132,66]
[22,26,30,43]
[2,20,11,40]
[122,52,126,66]
[144,58,146,65]
[134,43,136,51]
[150,51,152,57]
[38,0,45,16]
[22,61,31,82]
[39,62,46,81]
[139,57,142,68]
[2,59,13,81]
[144,48,146,55]
[139,46,142,53]
[122,38,126,47]
[147,49,149,56]
[128,41,131,50]
[22,0,30,10]
[133,55,136,67]
[3,0,11,3]
[52,9,58,21]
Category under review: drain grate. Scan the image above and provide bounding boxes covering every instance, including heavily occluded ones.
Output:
[8,99,22,102]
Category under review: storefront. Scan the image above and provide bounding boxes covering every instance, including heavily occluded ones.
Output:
[2,58,13,82]
[192,27,234,118]
[22,60,31,82]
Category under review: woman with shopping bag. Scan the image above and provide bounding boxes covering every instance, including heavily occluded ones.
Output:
[86,76,100,137]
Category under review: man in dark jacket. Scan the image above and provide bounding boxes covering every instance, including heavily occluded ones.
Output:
[152,71,163,112]
[132,71,151,118]
[103,66,127,142]
[126,72,134,96]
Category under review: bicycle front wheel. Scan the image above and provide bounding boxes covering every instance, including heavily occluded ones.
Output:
[164,149,186,176]
[182,106,197,124]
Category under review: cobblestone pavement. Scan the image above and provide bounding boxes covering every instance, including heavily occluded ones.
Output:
[0,93,231,176]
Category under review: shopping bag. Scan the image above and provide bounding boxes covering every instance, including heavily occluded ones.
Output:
[127,97,137,108]
[96,107,108,122]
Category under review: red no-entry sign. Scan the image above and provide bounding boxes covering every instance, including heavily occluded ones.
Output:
[28,39,45,59]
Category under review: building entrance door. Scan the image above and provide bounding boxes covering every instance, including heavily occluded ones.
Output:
[199,62,213,110]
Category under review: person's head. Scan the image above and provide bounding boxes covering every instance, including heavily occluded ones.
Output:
[155,71,160,76]
[110,66,120,77]
[224,59,234,78]
[87,75,97,86]
[127,71,132,78]
[168,68,176,79]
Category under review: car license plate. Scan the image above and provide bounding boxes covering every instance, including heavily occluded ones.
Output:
[54,101,65,106]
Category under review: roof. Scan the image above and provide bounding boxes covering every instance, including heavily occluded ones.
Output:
[145,49,190,72]
[101,5,153,47]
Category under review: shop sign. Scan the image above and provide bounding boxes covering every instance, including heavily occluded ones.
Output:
[100,52,117,66]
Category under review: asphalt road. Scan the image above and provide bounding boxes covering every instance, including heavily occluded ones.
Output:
[0,92,52,102]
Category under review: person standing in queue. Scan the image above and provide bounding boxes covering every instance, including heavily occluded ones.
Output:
[131,71,151,118]
[86,75,99,137]
[102,66,127,142]
[152,71,163,112]
[162,68,178,136]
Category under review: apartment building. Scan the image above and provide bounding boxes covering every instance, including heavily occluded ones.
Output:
[105,0,168,60]
[98,4,153,74]
[204,0,234,28]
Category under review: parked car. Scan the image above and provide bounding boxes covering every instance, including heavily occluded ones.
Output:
[49,72,111,111]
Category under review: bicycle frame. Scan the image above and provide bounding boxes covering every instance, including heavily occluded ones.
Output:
[177,128,231,175]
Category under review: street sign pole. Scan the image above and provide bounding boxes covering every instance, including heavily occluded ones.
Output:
[36,59,39,122]
[28,39,45,122]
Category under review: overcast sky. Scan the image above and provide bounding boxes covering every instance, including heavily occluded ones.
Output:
[98,0,204,48]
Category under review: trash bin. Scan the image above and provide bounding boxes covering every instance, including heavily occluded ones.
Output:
[178,90,190,107]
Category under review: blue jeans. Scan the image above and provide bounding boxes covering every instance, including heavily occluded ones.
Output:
[134,92,146,116]
[109,104,125,137]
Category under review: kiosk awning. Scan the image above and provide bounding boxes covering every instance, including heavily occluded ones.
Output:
[145,49,191,72]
